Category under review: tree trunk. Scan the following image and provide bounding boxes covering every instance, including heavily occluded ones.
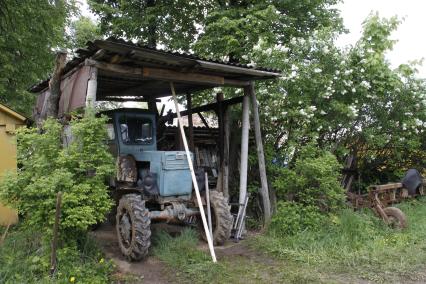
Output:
[40,51,67,122]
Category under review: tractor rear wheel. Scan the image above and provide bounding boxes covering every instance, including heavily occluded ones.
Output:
[384,206,407,229]
[199,190,233,245]
[116,194,151,261]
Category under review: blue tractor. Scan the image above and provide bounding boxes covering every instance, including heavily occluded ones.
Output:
[103,108,232,261]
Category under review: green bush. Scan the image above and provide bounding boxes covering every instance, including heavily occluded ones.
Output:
[273,145,345,213]
[0,113,114,240]
[0,228,114,283]
[270,201,326,235]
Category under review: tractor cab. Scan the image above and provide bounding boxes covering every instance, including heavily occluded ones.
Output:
[103,108,194,198]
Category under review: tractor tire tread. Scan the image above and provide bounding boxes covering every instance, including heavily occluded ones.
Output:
[202,190,233,245]
[116,194,151,261]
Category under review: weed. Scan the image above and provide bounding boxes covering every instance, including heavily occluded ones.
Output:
[252,197,426,282]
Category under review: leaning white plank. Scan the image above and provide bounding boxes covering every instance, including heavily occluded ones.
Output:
[169,82,217,263]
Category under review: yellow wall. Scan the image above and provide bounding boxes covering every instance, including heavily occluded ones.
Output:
[0,106,25,226]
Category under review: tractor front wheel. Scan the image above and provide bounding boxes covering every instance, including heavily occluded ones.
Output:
[116,194,151,261]
[199,190,233,245]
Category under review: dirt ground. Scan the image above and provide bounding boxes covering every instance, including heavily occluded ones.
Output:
[92,224,171,284]
[92,224,265,284]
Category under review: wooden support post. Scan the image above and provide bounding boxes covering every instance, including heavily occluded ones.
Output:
[170,82,217,263]
[148,100,159,117]
[216,93,225,193]
[50,192,62,276]
[239,94,250,207]
[222,107,230,199]
[247,82,271,225]
[187,94,195,152]
[85,67,98,110]
[217,93,225,164]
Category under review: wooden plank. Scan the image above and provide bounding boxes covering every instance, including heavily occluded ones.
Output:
[143,67,224,85]
[198,112,210,129]
[217,93,225,166]
[197,60,281,78]
[168,96,244,119]
[85,59,143,76]
[187,94,195,152]
[222,107,230,198]
[97,97,161,102]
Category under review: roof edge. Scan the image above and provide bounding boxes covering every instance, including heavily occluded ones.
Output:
[0,103,27,122]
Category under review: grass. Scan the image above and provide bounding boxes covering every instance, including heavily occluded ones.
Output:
[251,197,426,283]
[152,228,338,283]
[4,198,426,283]
[151,198,426,283]
[0,226,114,283]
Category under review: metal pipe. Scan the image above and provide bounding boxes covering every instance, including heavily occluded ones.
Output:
[149,207,199,222]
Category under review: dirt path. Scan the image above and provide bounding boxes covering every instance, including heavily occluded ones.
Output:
[92,224,170,284]
[92,224,266,283]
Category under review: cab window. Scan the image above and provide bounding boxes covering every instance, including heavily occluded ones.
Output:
[119,116,153,144]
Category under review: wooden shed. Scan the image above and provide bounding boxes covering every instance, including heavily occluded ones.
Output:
[0,103,26,226]
[30,38,281,224]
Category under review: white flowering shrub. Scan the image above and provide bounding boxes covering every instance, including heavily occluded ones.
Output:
[252,14,426,186]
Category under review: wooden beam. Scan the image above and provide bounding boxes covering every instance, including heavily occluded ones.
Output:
[143,67,224,85]
[187,94,195,152]
[197,112,210,129]
[85,59,143,76]
[97,97,161,102]
[197,60,281,78]
[223,79,250,87]
[247,82,271,225]
[222,107,230,199]
[85,59,251,88]
[167,95,244,119]
[217,93,225,167]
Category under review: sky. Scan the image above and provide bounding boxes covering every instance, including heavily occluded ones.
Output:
[336,0,426,77]
[80,0,426,78]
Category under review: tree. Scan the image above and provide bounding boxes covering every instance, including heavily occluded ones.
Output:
[88,0,214,50]
[0,0,75,115]
[251,14,426,186]
[194,0,343,62]
[68,16,101,50]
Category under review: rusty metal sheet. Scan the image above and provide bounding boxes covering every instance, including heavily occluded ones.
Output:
[116,155,137,183]
[35,90,48,116]
[58,66,92,117]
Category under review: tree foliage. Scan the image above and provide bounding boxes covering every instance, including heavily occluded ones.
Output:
[0,113,114,240]
[88,0,214,50]
[0,0,75,115]
[252,14,426,186]
[68,16,101,50]
[194,0,343,61]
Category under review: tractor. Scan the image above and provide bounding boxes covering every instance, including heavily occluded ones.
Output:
[103,108,233,261]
